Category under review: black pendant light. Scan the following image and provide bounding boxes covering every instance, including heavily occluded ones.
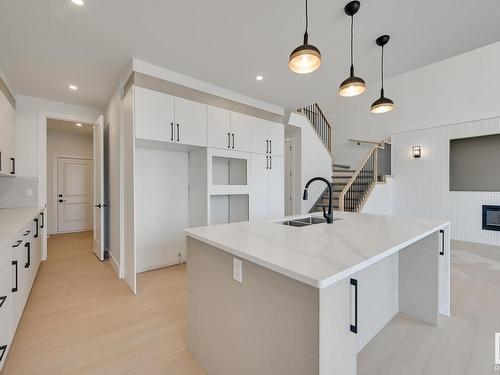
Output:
[289,0,321,74]
[371,35,395,113]
[339,1,366,97]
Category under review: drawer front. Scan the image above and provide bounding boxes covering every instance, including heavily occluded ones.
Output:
[0,262,12,370]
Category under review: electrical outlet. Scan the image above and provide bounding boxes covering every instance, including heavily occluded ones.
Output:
[233,258,243,283]
[26,188,33,197]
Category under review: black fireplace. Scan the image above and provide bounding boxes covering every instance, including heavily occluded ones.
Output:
[482,205,500,231]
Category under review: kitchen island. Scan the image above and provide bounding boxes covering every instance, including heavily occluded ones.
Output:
[184,211,450,375]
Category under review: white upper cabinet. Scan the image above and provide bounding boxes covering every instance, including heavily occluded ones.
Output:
[250,117,269,154]
[0,86,16,176]
[135,86,175,142]
[250,119,284,156]
[229,112,252,152]
[207,105,231,149]
[174,97,207,147]
[268,121,285,156]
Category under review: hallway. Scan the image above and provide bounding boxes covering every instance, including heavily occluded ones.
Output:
[3,232,204,375]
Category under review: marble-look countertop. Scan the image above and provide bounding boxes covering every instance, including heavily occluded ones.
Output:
[0,207,44,251]
[184,211,449,288]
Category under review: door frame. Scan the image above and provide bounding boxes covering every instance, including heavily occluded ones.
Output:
[52,154,93,235]
[40,111,99,261]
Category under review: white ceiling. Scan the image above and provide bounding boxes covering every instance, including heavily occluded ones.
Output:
[47,118,93,135]
[1,0,500,111]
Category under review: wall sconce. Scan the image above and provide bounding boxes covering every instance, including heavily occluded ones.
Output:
[412,145,421,158]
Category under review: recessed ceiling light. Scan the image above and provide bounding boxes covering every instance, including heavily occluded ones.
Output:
[69,84,78,91]
[72,0,84,6]
[76,123,83,127]
[256,75,264,81]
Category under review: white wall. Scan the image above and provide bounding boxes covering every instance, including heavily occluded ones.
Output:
[393,117,500,246]
[15,95,100,207]
[287,112,332,214]
[46,129,93,234]
[361,177,394,216]
[330,42,500,168]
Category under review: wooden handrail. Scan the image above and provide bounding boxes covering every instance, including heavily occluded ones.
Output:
[349,138,386,148]
[339,145,378,211]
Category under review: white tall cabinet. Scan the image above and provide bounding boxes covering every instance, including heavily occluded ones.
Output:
[122,83,284,293]
[0,81,16,176]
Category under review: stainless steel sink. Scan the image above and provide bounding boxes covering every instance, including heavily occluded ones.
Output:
[278,216,335,227]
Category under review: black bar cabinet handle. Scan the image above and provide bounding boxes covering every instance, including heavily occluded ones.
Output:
[10,157,15,175]
[270,140,272,154]
[227,132,231,148]
[170,122,174,141]
[23,230,31,236]
[0,151,2,172]
[0,296,6,309]
[269,156,272,170]
[231,133,235,149]
[13,240,22,247]
[265,156,269,170]
[176,123,180,142]
[439,229,445,256]
[0,345,7,362]
[40,212,44,228]
[266,140,269,153]
[350,278,358,334]
[12,261,18,292]
[34,218,39,238]
[25,242,31,268]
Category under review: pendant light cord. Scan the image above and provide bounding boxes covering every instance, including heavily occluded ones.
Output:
[303,0,309,44]
[381,45,385,95]
[350,15,354,68]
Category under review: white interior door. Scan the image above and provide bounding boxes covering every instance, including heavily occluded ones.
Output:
[93,115,105,261]
[57,158,92,233]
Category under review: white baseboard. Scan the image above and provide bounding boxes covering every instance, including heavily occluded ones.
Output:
[109,250,120,277]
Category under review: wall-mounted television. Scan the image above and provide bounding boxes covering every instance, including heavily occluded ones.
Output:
[449,133,500,192]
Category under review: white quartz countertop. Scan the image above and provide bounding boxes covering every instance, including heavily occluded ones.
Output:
[184,212,449,289]
[0,207,44,249]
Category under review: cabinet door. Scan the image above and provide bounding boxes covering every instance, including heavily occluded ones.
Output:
[230,112,252,152]
[134,86,175,142]
[268,156,285,219]
[10,242,24,333]
[250,154,269,220]
[0,90,15,175]
[268,121,285,156]
[250,117,269,154]
[0,262,12,371]
[174,97,207,147]
[207,106,231,149]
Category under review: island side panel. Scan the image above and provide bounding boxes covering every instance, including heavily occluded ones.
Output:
[398,232,440,325]
[186,237,320,375]
[438,224,451,316]
[319,279,357,375]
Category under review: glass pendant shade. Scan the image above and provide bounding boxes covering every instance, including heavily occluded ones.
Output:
[339,70,366,97]
[289,40,321,74]
[371,90,395,113]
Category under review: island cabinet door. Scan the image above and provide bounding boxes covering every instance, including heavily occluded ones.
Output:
[438,226,450,316]
[319,279,357,375]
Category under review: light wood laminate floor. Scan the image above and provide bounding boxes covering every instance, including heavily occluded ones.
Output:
[4,233,500,374]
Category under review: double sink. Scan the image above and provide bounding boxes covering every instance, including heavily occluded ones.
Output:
[278,216,330,227]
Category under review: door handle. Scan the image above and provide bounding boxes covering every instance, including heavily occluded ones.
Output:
[59,199,66,203]
[176,123,180,142]
[34,218,39,238]
[10,157,15,175]
[25,242,31,268]
[232,133,235,149]
[228,132,231,148]
[439,229,445,256]
[12,261,18,292]
[170,122,174,141]
[40,212,44,228]
[350,278,358,334]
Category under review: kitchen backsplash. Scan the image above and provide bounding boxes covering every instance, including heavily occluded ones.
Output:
[0,176,38,208]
